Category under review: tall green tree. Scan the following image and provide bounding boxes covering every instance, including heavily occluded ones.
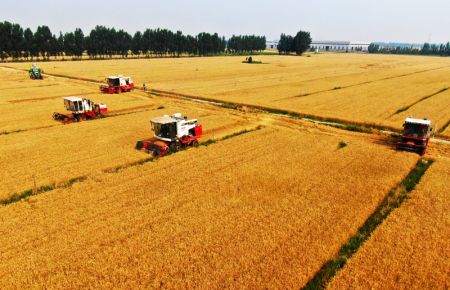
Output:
[368,43,380,53]
[293,30,312,55]
[277,33,294,54]
[73,28,84,58]
[421,43,430,55]
[23,28,35,59]
[34,25,53,59]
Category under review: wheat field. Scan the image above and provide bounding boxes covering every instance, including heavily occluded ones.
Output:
[328,158,450,290]
[1,54,449,288]
[0,125,420,288]
[5,54,450,134]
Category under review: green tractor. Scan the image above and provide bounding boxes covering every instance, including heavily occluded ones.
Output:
[29,63,43,80]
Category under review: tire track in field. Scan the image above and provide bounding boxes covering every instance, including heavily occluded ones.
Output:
[438,119,450,133]
[3,65,450,141]
[389,87,449,116]
[0,106,159,137]
[0,128,266,256]
[8,91,99,103]
[302,159,433,290]
[275,65,450,101]
[0,127,262,206]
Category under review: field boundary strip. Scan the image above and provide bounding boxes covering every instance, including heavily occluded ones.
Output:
[277,65,450,101]
[0,125,58,136]
[438,119,450,133]
[0,126,262,206]
[148,89,450,141]
[150,89,400,132]
[302,158,434,290]
[0,106,162,137]
[3,66,450,141]
[104,126,263,173]
[0,176,87,206]
[8,91,99,103]
[391,87,449,115]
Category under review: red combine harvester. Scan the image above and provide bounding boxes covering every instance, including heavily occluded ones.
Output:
[100,75,134,94]
[52,96,107,124]
[397,117,434,155]
[136,113,203,157]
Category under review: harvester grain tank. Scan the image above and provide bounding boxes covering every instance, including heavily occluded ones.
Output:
[397,117,434,155]
[29,63,43,79]
[52,96,107,124]
[100,75,134,93]
[136,113,203,157]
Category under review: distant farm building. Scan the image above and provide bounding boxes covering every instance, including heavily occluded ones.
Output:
[266,41,279,50]
[310,41,370,52]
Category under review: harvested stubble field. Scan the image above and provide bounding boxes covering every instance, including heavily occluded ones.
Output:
[0,124,420,288]
[328,158,450,290]
[1,54,450,288]
[5,54,450,134]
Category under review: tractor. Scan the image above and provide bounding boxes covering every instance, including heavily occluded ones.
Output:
[52,96,107,124]
[397,117,434,155]
[29,63,43,80]
[100,75,134,94]
[136,113,203,157]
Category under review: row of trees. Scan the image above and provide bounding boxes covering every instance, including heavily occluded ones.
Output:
[227,35,266,53]
[0,21,268,61]
[277,31,312,55]
[368,42,450,56]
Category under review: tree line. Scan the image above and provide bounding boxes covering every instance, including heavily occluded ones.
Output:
[0,21,267,61]
[277,31,312,55]
[368,42,450,56]
[227,35,266,53]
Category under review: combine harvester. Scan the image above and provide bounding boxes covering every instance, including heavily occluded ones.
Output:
[29,63,43,80]
[136,113,203,157]
[52,96,107,124]
[100,75,134,94]
[397,117,434,155]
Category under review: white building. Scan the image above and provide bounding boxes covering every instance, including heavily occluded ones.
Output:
[266,40,279,50]
[310,41,370,52]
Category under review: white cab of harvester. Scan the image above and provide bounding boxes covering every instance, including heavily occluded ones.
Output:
[107,75,133,87]
[150,113,199,142]
[64,96,92,113]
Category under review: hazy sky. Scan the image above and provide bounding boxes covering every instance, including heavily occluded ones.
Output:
[2,0,450,43]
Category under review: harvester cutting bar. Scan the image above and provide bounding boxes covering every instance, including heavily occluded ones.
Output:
[136,140,170,157]
[397,138,428,155]
[52,112,73,124]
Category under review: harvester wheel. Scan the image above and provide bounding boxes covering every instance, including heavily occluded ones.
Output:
[135,141,144,150]
[169,142,180,152]
[192,140,199,147]
[75,115,81,122]
[152,150,159,157]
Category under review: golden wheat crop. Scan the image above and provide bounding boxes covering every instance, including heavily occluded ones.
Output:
[0,100,259,201]
[328,158,450,290]
[0,125,419,288]
[5,54,449,133]
[0,68,156,132]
